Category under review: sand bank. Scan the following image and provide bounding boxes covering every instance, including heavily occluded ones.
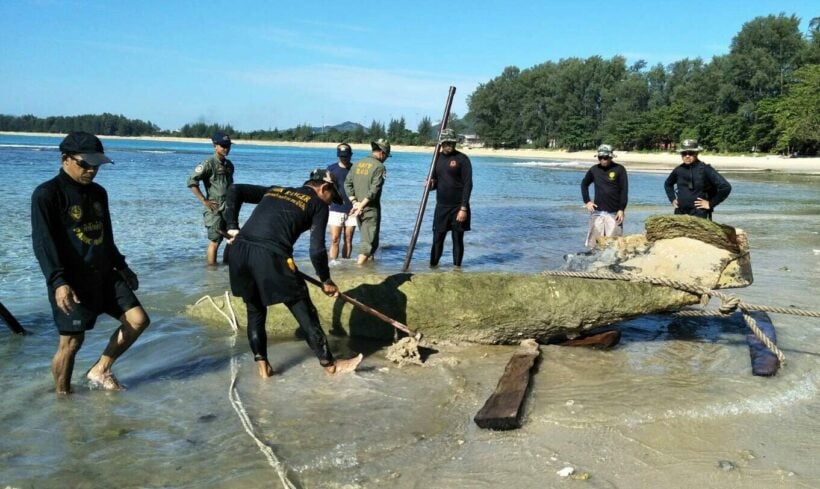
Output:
[4,131,819,174]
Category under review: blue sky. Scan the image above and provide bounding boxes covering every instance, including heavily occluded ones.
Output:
[2,0,817,132]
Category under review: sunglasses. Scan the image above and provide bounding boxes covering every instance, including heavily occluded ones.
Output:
[598,156,612,160]
[70,156,95,170]
[681,151,697,157]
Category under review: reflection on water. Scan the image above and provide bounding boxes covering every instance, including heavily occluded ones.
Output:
[1,135,819,488]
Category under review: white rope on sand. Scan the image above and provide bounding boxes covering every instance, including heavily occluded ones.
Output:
[197,293,298,489]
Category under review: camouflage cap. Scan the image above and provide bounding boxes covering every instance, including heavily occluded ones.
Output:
[678,139,703,153]
[596,144,614,158]
[370,138,391,157]
[439,128,458,143]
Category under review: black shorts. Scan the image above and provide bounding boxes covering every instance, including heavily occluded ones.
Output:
[433,205,471,233]
[228,240,309,305]
[49,272,141,335]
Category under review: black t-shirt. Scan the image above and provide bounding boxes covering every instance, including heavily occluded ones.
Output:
[432,150,473,208]
[225,184,331,282]
[31,170,126,289]
[581,162,628,213]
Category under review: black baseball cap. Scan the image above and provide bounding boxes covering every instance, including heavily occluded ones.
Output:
[308,168,343,205]
[59,132,113,166]
[212,131,232,146]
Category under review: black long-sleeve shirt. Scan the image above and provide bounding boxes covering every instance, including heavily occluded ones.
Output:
[225,184,331,282]
[431,150,473,209]
[31,170,126,290]
[664,160,731,215]
[581,162,629,213]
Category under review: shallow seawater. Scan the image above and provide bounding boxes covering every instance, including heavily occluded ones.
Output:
[1,135,818,488]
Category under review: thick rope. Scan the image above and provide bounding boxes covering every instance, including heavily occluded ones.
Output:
[541,270,820,367]
[197,294,298,489]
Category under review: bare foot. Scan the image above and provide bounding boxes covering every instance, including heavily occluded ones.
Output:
[324,354,363,375]
[86,364,125,391]
[256,360,275,378]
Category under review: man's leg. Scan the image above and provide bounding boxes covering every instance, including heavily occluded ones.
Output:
[285,297,361,374]
[343,225,356,259]
[430,229,447,267]
[329,225,342,261]
[52,332,84,394]
[452,230,465,267]
[246,293,274,378]
[357,213,373,265]
[207,240,220,265]
[87,306,150,390]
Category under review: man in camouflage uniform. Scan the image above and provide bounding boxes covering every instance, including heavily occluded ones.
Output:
[345,139,389,265]
[187,131,235,265]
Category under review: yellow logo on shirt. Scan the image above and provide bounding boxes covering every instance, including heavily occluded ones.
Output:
[68,205,82,221]
[608,171,616,181]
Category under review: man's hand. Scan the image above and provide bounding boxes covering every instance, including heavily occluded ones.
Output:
[671,199,679,209]
[585,201,597,212]
[694,198,711,210]
[204,200,219,211]
[226,229,239,244]
[54,284,80,315]
[615,210,624,224]
[456,209,468,222]
[322,281,339,297]
[118,267,139,291]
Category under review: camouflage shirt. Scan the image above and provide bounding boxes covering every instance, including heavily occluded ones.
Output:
[186,155,235,204]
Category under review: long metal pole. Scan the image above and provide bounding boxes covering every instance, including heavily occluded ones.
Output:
[401,86,456,272]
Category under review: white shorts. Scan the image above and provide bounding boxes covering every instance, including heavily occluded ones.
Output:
[328,211,358,228]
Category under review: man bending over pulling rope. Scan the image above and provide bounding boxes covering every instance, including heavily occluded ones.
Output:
[224,169,363,378]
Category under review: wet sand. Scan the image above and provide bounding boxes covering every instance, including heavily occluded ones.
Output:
[4,131,819,174]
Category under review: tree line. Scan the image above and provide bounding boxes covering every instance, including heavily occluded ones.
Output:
[468,14,820,155]
[2,14,816,155]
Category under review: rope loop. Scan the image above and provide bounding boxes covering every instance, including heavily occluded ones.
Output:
[718,295,741,315]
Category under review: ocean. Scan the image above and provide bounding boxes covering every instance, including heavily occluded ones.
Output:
[1,134,818,488]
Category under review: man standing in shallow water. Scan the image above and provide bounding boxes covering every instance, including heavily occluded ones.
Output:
[187,131,235,265]
[346,139,390,265]
[31,132,151,394]
[326,143,357,263]
[664,139,731,220]
[581,144,628,247]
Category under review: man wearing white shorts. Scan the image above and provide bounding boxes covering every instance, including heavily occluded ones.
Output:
[326,144,357,261]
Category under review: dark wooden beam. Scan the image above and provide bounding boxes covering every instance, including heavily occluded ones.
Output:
[746,312,779,376]
[474,339,540,430]
[0,301,26,335]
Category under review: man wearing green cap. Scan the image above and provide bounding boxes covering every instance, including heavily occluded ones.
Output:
[345,139,389,265]
[31,131,151,394]
[428,129,473,268]
[187,131,235,265]
[664,139,731,220]
[581,144,628,247]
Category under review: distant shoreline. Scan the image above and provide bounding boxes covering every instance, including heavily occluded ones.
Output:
[3,131,819,175]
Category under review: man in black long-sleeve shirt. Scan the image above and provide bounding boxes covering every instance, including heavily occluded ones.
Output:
[664,139,731,220]
[428,129,473,268]
[581,144,628,247]
[31,132,150,394]
[224,169,362,378]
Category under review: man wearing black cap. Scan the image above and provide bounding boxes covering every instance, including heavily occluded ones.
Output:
[187,131,235,265]
[223,169,363,378]
[345,139,390,265]
[31,132,151,394]
[326,143,357,262]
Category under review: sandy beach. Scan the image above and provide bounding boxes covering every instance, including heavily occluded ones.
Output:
[4,131,820,174]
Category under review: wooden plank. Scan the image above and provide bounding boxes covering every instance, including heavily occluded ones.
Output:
[0,301,26,335]
[746,312,779,377]
[474,339,540,430]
